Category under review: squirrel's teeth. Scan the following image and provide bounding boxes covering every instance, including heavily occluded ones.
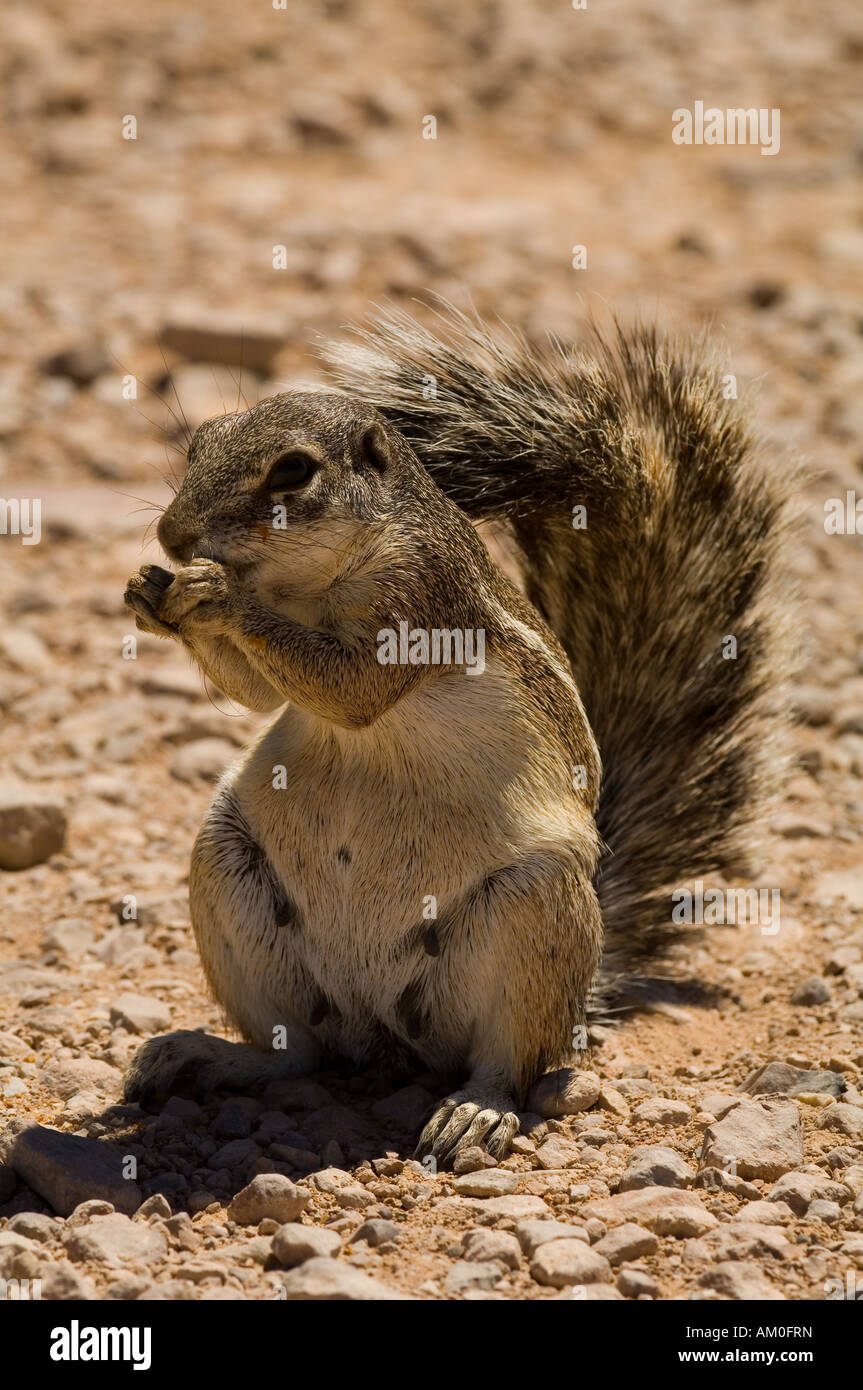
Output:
[192,547,223,564]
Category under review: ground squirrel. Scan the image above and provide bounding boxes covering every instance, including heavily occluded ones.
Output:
[123,305,793,1165]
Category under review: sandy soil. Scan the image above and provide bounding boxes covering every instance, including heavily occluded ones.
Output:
[1,0,863,1302]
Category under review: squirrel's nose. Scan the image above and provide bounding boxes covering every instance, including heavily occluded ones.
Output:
[157,508,199,563]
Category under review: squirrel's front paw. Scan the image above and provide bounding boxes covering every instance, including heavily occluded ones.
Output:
[124,564,178,638]
[158,557,233,632]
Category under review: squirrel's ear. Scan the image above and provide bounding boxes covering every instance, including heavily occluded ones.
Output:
[354,420,391,475]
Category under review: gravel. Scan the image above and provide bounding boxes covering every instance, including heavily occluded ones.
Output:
[275,1257,414,1301]
[700,1099,804,1180]
[530,1240,612,1289]
[1,0,862,1307]
[226,1175,311,1226]
[271,1223,342,1266]
[619,1145,694,1191]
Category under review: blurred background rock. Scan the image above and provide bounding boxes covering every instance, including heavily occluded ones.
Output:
[1,0,862,489]
[1,5,863,1297]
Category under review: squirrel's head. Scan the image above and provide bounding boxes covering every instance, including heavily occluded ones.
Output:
[157,392,419,595]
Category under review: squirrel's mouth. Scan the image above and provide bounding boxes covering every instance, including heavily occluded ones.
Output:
[191,544,223,564]
[191,547,256,581]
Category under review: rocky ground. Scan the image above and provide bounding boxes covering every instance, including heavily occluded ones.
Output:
[2,0,863,1301]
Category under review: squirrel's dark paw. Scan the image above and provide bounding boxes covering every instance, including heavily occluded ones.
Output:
[124,564,178,638]
[124,1029,276,1109]
[124,1030,223,1109]
[415,1087,519,1167]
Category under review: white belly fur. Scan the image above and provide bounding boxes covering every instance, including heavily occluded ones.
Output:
[197,658,591,1064]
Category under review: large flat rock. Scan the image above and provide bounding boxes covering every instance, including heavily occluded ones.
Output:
[7,1124,141,1216]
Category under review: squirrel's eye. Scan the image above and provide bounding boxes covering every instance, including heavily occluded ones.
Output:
[265,453,315,490]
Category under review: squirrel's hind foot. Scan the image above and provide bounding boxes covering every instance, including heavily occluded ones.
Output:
[123,1029,311,1109]
[415,1086,519,1167]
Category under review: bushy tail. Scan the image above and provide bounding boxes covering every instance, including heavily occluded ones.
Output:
[322,304,796,993]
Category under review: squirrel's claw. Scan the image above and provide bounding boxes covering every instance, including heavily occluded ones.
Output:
[415,1090,519,1167]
